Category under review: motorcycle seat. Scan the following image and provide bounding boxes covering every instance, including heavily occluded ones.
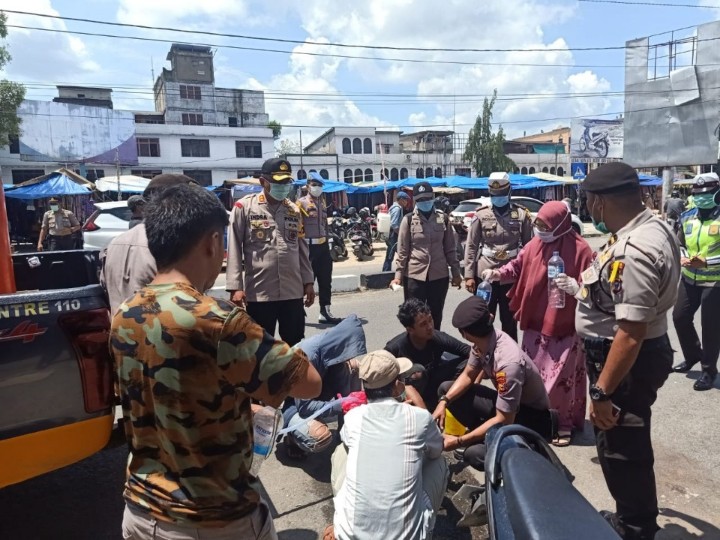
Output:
[500,448,620,540]
[591,131,601,138]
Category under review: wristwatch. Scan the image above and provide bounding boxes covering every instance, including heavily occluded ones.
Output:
[438,395,450,405]
[589,385,612,402]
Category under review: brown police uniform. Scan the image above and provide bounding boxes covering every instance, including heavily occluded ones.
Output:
[41,208,80,251]
[464,203,532,340]
[226,192,314,345]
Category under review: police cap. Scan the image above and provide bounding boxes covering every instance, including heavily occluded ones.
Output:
[488,172,511,195]
[48,197,59,204]
[452,296,493,335]
[582,162,639,194]
[413,181,434,201]
[307,171,325,186]
[691,173,719,194]
[261,158,293,183]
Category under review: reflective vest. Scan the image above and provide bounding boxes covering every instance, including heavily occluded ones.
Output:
[680,207,720,284]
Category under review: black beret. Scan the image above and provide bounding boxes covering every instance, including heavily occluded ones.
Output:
[452,296,492,330]
[261,158,293,182]
[582,162,639,194]
[413,181,433,200]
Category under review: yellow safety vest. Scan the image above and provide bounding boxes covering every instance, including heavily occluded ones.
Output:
[680,207,720,284]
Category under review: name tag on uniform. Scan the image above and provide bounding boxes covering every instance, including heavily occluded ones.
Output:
[436,215,444,224]
[710,224,719,235]
[581,262,600,285]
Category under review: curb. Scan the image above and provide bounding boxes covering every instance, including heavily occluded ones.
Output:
[361,272,395,290]
[330,274,361,293]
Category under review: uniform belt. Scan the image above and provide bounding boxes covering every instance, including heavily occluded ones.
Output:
[49,232,72,237]
[305,237,327,245]
[481,247,518,260]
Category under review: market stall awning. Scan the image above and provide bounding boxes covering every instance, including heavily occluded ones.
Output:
[638,174,663,186]
[96,175,150,193]
[13,167,92,188]
[447,174,562,190]
[5,171,92,200]
[293,179,350,194]
[530,172,579,185]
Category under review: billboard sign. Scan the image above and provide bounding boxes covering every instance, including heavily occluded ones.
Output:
[16,100,138,165]
[570,118,623,163]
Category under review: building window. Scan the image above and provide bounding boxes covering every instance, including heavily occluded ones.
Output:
[363,138,372,154]
[557,166,565,177]
[416,168,424,178]
[542,167,549,173]
[8,134,19,154]
[354,168,363,183]
[455,167,471,177]
[179,84,202,100]
[137,137,161,157]
[131,169,163,179]
[11,169,45,184]
[235,140,262,159]
[74,169,105,181]
[391,168,399,180]
[529,167,536,174]
[183,169,213,186]
[297,169,307,180]
[521,166,528,174]
[182,113,204,126]
[400,168,408,179]
[425,167,432,178]
[134,114,165,124]
[237,169,261,178]
[352,138,362,154]
[343,169,353,183]
[513,168,520,174]
[342,138,351,154]
[435,167,442,178]
[228,117,238,127]
[320,169,329,180]
[180,139,210,158]
[550,167,556,175]
[364,168,373,182]
[380,168,389,180]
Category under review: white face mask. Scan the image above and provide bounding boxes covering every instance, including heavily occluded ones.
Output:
[50,205,60,212]
[309,185,323,198]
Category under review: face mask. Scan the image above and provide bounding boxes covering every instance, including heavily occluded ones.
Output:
[416,200,435,213]
[533,218,570,243]
[590,198,610,234]
[491,196,509,208]
[309,185,323,198]
[50,205,59,212]
[395,389,407,402]
[694,193,718,209]
[268,183,292,200]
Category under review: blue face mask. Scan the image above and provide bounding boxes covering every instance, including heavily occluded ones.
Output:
[268,183,293,201]
[491,196,510,207]
[694,193,718,209]
[416,200,435,213]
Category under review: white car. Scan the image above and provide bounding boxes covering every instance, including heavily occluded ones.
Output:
[449,196,584,236]
[82,201,132,250]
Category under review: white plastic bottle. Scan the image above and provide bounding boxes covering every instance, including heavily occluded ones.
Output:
[548,251,566,309]
[475,279,493,304]
[250,406,282,477]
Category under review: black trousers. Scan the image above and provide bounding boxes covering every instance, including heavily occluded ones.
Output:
[585,334,673,540]
[404,357,467,410]
[382,231,398,272]
[404,277,449,330]
[438,381,554,469]
[246,299,305,346]
[488,282,517,341]
[672,280,720,376]
[48,234,74,251]
[308,242,333,308]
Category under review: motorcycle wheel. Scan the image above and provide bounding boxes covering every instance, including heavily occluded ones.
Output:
[330,248,340,262]
[340,243,349,258]
[361,245,372,257]
[596,140,609,158]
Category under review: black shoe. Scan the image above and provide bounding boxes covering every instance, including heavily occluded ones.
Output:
[693,371,717,391]
[672,360,697,373]
[453,447,466,461]
[319,307,342,325]
[600,511,628,538]
[600,510,658,540]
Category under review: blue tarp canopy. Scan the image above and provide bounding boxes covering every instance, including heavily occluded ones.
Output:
[639,174,663,186]
[4,171,91,200]
[293,179,349,194]
[2,183,14,191]
[447,174,562,190]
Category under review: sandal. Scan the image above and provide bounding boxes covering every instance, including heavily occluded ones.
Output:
[552,431,572,447]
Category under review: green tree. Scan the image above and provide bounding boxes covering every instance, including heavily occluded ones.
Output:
[268,120,282,140]
[463,90,515,177]
[0,12,26,147]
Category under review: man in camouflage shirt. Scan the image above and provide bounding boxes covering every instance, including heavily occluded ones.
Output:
[110,183,321,539]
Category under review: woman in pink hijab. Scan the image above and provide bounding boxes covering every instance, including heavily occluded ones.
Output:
[484,201,594,446]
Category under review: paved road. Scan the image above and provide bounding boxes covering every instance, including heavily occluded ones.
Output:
[2,236,719,539]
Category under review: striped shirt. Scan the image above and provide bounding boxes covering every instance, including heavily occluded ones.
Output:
[333,398,444,540]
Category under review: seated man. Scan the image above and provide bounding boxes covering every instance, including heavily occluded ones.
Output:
[434,296,556,471]
[283,314,367,459]
[385,298,470,409]
[110,183,321,539]
[331,350,448,540]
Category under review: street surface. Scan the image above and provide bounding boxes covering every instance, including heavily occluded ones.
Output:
[1,236,719,539]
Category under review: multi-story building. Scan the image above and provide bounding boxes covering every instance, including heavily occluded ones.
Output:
[0,44,274,187]
[505,127,571,176]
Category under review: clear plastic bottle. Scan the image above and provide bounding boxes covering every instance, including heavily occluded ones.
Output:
[475,279,493,304]
[548,251,566,309]
[250,406,282,477]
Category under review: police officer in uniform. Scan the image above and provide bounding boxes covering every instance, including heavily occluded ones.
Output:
[297,174,342,325]
[37,197,81,251]
[672,173,720,391]
[464,173,532,340]
[556,162,680,540]
[391,182,462,330]
[226,158,315,346]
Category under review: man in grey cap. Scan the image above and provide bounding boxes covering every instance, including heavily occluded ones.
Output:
[331,350,448,540]
[464,172,533,340]
[555,161,680,539]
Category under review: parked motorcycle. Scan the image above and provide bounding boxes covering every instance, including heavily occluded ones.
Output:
[328,229,348,262]
[579,125,609,158]
[330,211,347,240]
[348,209,374,261]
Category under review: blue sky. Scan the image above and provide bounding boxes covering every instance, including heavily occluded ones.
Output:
[1,0,718,144]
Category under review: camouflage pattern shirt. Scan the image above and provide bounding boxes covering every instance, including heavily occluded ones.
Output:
[110,282,310,527]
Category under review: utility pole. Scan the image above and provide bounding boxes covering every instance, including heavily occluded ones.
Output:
[299,130,304,174]
[115,148,121,201]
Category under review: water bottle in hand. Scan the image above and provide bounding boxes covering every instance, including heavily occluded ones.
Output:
[548,251,565,309]
[250,406,282,477]
[476,279,492,304]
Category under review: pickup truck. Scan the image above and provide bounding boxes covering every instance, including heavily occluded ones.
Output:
[0,248,115,488]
